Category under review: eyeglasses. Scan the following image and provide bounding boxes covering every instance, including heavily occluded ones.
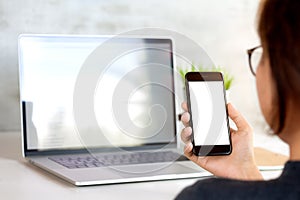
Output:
[247,45,262,76]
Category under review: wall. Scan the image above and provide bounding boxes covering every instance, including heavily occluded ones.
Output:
[0,0,264,132]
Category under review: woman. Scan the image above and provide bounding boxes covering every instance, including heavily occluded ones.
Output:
[176,0,300,199]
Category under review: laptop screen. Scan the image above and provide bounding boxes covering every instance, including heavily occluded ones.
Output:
[18,35,176,152]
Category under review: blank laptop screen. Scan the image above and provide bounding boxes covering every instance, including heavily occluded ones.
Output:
[18,35,176,151]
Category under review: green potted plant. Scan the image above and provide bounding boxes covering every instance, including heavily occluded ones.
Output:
[178,64,234,91]
[177,64,234,121]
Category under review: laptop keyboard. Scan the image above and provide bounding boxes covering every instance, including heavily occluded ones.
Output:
[49,151,187,169]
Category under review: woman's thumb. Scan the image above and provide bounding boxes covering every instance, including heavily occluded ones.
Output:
[227,103,250,131]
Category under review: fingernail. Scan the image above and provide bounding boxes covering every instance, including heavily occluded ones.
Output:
[186,142,193,149]
[185,126,192,134]
[229,103,236,110]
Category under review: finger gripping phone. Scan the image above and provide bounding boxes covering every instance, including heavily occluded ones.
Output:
[185,72,232,156]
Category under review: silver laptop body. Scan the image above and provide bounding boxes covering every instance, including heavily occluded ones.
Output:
[18,34,210,186]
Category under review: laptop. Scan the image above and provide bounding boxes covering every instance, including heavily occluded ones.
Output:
[18,34,210,186]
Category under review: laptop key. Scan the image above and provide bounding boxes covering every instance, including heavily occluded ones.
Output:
[49,151,186,169]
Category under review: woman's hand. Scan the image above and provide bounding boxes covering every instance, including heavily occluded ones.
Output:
[181,102,263,180]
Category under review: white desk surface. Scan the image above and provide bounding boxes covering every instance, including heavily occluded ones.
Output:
[0,131,283,200]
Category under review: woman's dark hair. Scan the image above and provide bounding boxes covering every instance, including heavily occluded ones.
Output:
[258,0,300,134]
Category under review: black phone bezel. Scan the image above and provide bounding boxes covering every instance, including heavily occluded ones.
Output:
[185,72,232,156]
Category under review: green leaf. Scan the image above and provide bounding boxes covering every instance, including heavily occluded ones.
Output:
[177,64,234,90]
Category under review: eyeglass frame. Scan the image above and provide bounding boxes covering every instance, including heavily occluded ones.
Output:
[247,45,262,76]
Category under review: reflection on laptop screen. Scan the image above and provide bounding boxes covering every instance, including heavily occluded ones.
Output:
[19,35,176,151]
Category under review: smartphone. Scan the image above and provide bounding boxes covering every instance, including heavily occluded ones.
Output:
[185,72,232,156]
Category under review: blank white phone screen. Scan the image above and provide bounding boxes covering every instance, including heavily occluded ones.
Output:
[188,81,230,146]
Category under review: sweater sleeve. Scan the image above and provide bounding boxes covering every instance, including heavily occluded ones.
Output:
[175,162,300,200]
[175,177,289,200]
